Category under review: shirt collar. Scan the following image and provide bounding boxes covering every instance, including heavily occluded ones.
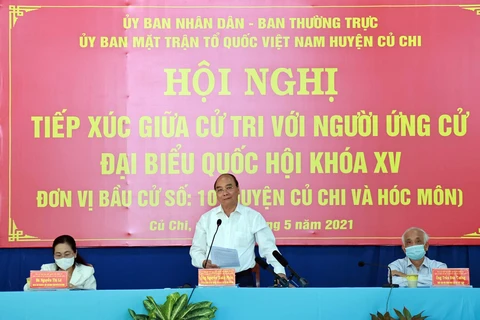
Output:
[215,203,244,216]
[406,256,430,268]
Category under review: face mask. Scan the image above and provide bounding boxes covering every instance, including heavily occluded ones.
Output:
[405,244,426,261]
[55,257,75,270]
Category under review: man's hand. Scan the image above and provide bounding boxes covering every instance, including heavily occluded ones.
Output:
[202,260,219,269]
[390,270,407,277]
[277,273,295,288]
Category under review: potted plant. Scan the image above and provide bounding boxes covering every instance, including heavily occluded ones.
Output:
[128,292,217,320]
[370,307,428,320]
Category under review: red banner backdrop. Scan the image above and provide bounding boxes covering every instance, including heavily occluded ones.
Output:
[1,0,479,247]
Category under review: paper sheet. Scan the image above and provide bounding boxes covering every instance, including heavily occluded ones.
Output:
[210,246,240,268]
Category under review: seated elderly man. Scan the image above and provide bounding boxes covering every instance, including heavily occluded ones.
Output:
[388,227,447,287]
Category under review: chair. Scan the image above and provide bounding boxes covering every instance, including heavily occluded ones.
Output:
[252,263,261,287]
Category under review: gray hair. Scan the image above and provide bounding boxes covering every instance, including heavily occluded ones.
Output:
[402,227,429,245]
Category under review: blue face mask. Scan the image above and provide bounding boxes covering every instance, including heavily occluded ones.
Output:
[405,244,426,261]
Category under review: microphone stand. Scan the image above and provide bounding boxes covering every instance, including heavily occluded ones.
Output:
[272,250,308,287]
[203,219,222,269]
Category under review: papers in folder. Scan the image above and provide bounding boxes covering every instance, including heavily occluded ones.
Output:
[210,246,240,268]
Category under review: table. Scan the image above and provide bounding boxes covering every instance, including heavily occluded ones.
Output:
[0,287,478,319]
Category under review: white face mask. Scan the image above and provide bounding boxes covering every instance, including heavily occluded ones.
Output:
[55,257,75,270]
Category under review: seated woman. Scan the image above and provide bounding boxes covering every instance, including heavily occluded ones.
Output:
[24,235,96,290]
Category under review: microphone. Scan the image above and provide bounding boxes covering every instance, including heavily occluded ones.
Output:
[272,250,308,287]
[255,256,289,288]
[358,261,399,288]
[203,219,222,268]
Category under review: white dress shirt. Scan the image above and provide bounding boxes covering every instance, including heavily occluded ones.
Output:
[190,203,286,274]
[23,263,97,291]
[388,256,447,287]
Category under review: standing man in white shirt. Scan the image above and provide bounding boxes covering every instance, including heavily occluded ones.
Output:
[388,227,447,287]
[190,173,286,287]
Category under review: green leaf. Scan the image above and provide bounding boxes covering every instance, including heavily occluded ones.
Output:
[189,301,213,311]
[146,296,166,320]
[370,314,378,320]
[208,306,217,319]
[173,292,181,300]
[394,309,403,318]
[403,307,412,319]
[168,292,181,305]
[144,300,157,312]
[412,311,427,320]
[171,294,188,320]
[146,296,162,308]
[128,309,137,319]
[175,303,198,320]
[161,293,180,320]
[183,307,215,319]
[128,309,149,320]
[148,310,158,319]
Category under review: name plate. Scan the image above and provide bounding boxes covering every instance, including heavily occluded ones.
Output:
[432,268,470,286]
[198,268,236,287]
[30,271,68,289]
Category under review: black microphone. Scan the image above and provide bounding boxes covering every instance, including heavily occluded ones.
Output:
[255,256,289,287]
[272,250,308,287]
[358,261,399,288]
[203,219,222,268]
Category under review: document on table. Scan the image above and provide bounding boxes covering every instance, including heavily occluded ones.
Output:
[210,246,240,268]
